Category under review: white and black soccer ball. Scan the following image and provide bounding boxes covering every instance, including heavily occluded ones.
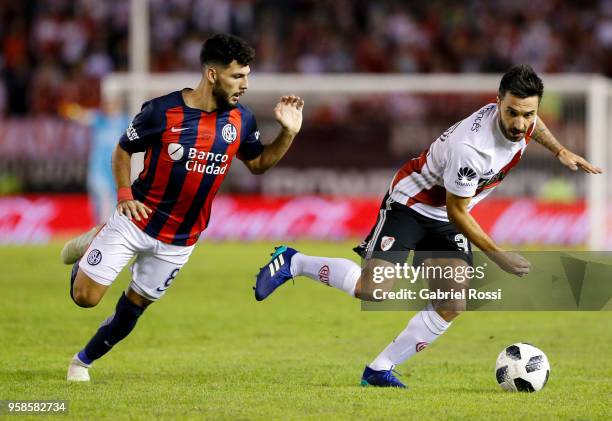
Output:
[495,343,550,392]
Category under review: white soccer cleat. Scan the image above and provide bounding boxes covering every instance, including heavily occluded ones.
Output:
[67,353,91,382]
[60,224,103,265]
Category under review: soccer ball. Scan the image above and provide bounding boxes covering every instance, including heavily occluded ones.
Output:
[495,343,550,392]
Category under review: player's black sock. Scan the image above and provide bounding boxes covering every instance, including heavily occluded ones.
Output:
[78,293,145,364]
[69,259,80,304]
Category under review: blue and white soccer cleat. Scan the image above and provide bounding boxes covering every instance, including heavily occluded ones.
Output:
[254,246,298,301]
[360,366,407,388]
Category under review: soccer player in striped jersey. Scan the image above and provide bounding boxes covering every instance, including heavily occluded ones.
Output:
[254,65,602,388]
[62,34,304,381]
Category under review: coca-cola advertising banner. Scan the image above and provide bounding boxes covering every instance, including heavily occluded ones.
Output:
[0,195,93,243]
[0,194,607,246]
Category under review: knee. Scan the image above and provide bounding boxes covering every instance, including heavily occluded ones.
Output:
[355,289,381,302]
[126,288,153,309]
[72,285,101,308]
[436,305,465,322]
[354,277,383,302]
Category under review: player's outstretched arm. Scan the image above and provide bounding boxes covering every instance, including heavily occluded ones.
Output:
[446,192,531,277]
[532,118,603,174]
[243,95,304,174]
[111,145,152,221]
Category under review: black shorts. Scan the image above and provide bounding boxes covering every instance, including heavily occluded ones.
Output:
[353,195,473,266]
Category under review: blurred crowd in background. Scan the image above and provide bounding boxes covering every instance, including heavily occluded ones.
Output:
[0,0,607,245]
[1,0,612,116]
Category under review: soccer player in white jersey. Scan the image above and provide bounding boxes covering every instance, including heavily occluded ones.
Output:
[254,65,603,388]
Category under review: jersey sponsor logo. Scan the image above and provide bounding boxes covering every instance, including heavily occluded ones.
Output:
[167,143,184,161]
[455,167,477,186]
[87,249,102,265]
[126,122,139,141]
[170,126,189,133]
[221,123,237,143]
[483,168,495,176]
[471,104,495,132]
[380,236,395,251]
[318,265,330,285]
[185,147,230,175]
[416,341,428,352]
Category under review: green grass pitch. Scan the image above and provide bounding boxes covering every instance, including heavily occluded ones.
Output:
[0,242,610,420]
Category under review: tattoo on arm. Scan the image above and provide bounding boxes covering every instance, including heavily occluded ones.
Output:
[532,118,564,155]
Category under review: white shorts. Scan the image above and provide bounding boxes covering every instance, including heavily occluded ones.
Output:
[79,210,195,300]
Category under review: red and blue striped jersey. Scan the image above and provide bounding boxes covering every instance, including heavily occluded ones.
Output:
[118,90,264,246]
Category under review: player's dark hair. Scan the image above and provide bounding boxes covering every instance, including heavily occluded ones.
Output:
[200,34,255,67]
[498,64,544,100]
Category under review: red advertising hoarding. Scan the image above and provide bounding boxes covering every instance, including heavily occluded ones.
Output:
[0,194,605,247]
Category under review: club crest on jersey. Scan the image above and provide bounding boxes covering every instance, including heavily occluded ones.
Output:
[222,123,237,143]
[456,167,477,186]
[87,249,102,266]
[380,236,395,251]
[167,143,184,161]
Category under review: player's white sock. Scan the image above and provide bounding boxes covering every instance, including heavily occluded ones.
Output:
[290,253,361,297]
[369,302,450,371]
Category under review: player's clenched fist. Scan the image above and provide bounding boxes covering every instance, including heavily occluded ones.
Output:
[274,95,304,135]
[117,199,152,222]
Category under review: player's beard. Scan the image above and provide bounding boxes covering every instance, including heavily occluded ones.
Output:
[498,117,524,142]
[212,82,236,110]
